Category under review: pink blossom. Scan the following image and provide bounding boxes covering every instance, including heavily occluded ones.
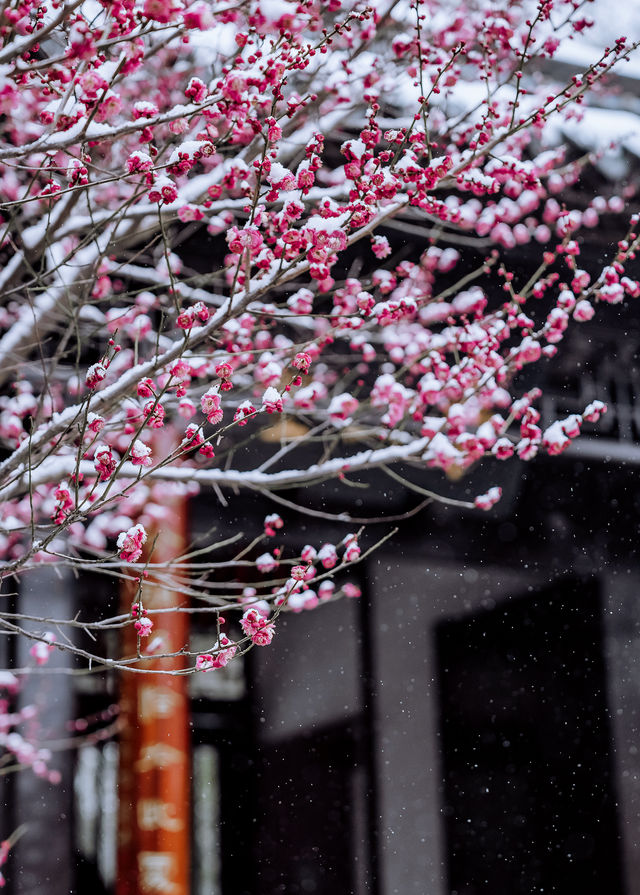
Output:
[233,401,257,426]
[371,235,391,258]
[126,151,153,176]
[302,590,319,610]
[183,2,213,28]
[130,439,153,467]
[583,401,607,423]
[342,534,361,563]
[241,608,275,646]
[573,300,595,322]
[301,545,317,563]
[148,176,178,204]
[181,423,204,448]
[622,277,640,298]
[317,544,338,569]
[177,205,204,223]
[185,77,207,103]
[542,421,571,456]
[133,100,159,120]
[0,672,19,694]
[474,486,503,510]
[201,388,223,424]
[318,581,335,602]
[328,393,359,424]
[264,514,283,536]
[287,592,307,613]
[203,638,238,669]
[215,362,233,380]
[86,362,107,390]
[262,387,283,414]
[256,552,278,573]
[134,617,153,637]
[144,401,165,428]
[561,414,582,438]
[492,437,514,460]
[288,289,314,315]
[292,352,312,374]
[517,438,539,461]
[137,378,156,398]
[196,654,215,671]
[117,523,148,563]
[227,225,263,255]
[94,92,121,122]
[94,444,118,481]
[193,302,210,323]
[29,633,55,666]
[178,399,197,419]
[343,583,362,598]
[143,0,181,23]
[266,162,296,193]
[87,413,105,435]
[176,307,195,330]
[249,624,275,646]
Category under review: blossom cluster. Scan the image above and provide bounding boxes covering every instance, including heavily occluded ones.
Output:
[0,0,636,677]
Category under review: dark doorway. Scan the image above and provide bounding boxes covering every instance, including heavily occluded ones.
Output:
[255,723,362,895]
[435,578,624,895]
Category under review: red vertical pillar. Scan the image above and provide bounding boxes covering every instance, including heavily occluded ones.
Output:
[117,486,190,895]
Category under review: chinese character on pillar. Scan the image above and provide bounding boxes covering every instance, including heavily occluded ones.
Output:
[117,461,191,895]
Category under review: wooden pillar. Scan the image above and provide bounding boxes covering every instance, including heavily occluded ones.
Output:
[117,485,190,895]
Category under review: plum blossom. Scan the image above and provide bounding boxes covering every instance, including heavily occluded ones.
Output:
[317,543,338,569]
[492,437,514,460]
[318,581,335,602]
[117,523,147,563]
[201,388,223,424]
[148,176,178,204]
[137,378,155,398]
[342,534,361,563]
[233,401,257,426]
[292,352,312,374]
[94,444,118,481]
[134,617,153,637]
[240,608,275,646]
[195,653,215,671]
[371,235,391,258]
[328,393,359,425]
[264,514,283,536]
[85,362,107,390]
[583,401,608,422]
[29,633,55,666]
[301,545,317,563]
[573,300,595,322]
[343,583,362,598]
[144,401,165,428]
[130,439,152,467]
[262,387,284,414]
[181,424,204,449]
[542,421,572,456]
[256,552,278,573]
[208,635,238,667]
[474,487,503,510]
